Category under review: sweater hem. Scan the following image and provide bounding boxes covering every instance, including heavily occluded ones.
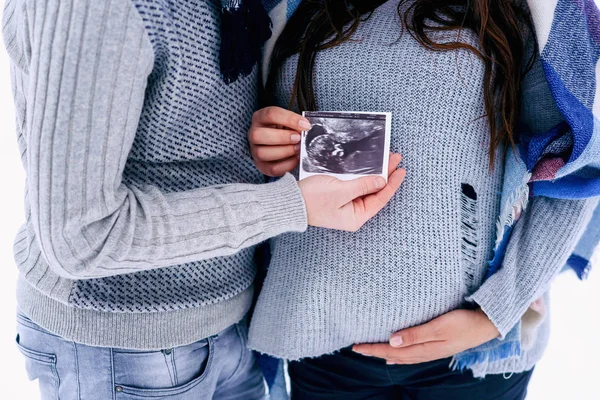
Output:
[248,338,364,362]
[17,275,253,350]
[248,325,548,376]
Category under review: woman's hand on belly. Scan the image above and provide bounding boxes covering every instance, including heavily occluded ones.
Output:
[352,309,500,364]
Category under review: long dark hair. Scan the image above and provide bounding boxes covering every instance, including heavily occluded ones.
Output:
[266,0,537,165]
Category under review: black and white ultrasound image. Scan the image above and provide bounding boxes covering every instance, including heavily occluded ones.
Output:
[301,112,388,177]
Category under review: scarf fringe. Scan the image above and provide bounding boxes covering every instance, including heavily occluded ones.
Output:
[484,174,532,280]
[566,254,592,280]
[450,340,522,372]
[494,174,531,249]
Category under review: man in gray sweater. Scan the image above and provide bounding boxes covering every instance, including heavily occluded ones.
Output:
[4,0,405,398]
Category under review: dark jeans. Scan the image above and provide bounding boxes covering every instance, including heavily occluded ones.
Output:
[289,347,533,400]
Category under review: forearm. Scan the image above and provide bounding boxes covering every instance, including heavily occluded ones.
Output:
[43,174,306,279]
[468,196,599,337]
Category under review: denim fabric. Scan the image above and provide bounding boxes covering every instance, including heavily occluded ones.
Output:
[15,313,266,400]
[267,359,289,400]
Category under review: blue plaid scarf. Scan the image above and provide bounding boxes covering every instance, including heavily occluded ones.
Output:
[452,0,600,371]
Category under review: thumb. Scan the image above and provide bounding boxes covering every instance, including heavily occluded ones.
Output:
[337,176,387,204]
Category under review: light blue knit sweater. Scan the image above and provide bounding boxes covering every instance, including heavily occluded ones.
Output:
[248,0,599,376]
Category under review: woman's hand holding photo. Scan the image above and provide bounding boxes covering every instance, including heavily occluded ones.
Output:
[249,106,393,178]
[248,106,306,177]
[299,153,405,232]
[353,309,500,364]
[249,106,406,232]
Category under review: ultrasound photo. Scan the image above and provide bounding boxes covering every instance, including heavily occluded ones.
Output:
[299,111,392,181]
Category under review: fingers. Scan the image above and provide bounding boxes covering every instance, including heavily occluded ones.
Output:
[353,342,449,365]
[387,153,403,178]
[334,153,404,231]
[252,144,299,162]
[389,319,444,348]
[337,175,387,204]
[249,127,302,146]
[352,343,397,360]
[252,106,311,132]
[382,341,450,365]
[358,166,406,222]
[256,155,299,177]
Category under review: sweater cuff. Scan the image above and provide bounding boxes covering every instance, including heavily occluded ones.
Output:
[467,274,520,339]
[255,173,308,236]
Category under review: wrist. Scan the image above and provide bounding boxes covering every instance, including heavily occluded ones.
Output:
[476,308,501,340]
[255,174,308,233]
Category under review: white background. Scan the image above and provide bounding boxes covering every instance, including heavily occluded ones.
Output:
[0,10,599,400]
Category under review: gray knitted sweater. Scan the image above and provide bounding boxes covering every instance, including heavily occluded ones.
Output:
[248,0,598,375]
[3,0,306,350]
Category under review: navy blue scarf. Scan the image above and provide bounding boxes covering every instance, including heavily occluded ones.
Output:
[219,0,272,84]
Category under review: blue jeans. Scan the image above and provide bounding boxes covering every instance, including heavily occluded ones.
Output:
[16,312,266,400]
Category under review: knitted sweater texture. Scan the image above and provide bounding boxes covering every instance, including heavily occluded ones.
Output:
[248,0,598,375]
[3,0,307,350]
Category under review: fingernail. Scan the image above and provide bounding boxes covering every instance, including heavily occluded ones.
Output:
[291,133,301,143]
[390,335,403,348]
[299,119,311,130]
[374,177,386,189]
[294,144,301,152]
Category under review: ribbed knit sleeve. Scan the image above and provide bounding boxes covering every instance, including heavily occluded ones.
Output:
[24,0,307,280]
[468,196,599,337]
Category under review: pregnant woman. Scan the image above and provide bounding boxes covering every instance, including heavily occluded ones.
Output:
[248,0,599,399]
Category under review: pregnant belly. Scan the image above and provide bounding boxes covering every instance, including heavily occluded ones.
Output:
[268,228,471,333]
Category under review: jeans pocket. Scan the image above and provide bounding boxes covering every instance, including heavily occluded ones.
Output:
[235,319,249,347]
[113,337,215,399]
[15,334,59,400]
